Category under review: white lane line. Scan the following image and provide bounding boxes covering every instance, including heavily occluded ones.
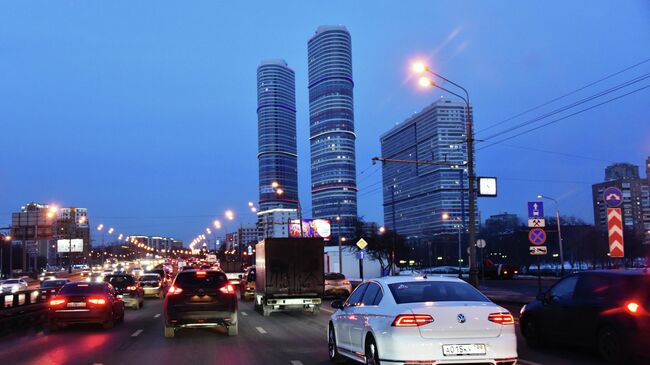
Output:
[241,311,248,316]
[93,363,103,365]
[154,313,161,318]
[321,307,335,314]
[131,329,143,337]
[256,326,267,334]
[290,361,303,365]
[518,359,545,365]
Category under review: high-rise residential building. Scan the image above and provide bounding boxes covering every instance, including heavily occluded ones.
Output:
[380,99,477,242]
[592,159,650,243]
[308,25,358,240]
[257,59,299,237]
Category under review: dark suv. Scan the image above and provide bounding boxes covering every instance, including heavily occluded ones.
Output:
[104,274,144,310]
[163,269,238,338]
[520,270,649,362]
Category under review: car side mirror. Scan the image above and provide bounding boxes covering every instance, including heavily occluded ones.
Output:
[331,300,344,310]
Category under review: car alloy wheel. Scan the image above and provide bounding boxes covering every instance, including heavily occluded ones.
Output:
[328,327,336,359]
[366,338,380,365]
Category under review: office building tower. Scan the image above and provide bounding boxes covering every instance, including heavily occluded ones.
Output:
[308,25,358,240]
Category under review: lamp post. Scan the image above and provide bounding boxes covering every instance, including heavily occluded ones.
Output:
[413,63,478,286]
[538,194,564,276]
[443,213,463,278]
[1,234,12,279]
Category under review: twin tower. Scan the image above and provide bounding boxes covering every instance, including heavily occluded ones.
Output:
[256,26,357,240]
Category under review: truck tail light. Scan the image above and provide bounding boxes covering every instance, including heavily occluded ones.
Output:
[488,312,515,325]
[88,297,106,305]
[392,314,434,327]
[167,286,183,295]
[49,298,66,306]
[219,284,235,295]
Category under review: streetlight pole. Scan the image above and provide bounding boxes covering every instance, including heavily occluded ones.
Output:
[538,195,564,276]
[416,65,478,286]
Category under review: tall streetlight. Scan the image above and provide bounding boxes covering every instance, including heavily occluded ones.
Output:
[413,62,479,287]
[271,181,303,237]
[1,234,12,279]
[442,212,463,278]
[538,194,565,276]
[97,224,105,266]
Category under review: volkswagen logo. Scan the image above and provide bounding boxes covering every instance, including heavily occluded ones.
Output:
[457,314,466,324]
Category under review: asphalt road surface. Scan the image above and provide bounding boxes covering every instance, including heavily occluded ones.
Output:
[1,292,637,365]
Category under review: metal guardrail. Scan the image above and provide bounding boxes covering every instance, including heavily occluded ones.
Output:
[0,288,57,333]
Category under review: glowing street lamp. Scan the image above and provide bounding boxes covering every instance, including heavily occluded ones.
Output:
[378,226,386,234]
[225,210,234,221]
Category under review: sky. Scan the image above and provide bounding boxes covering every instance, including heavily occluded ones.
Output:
[1,1,649,245]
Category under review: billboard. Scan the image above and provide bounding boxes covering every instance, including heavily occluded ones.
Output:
[289,219,331,240]
[57,239,84,253]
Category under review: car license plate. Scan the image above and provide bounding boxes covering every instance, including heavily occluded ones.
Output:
[442,344,486,356]
[67,302,86,308]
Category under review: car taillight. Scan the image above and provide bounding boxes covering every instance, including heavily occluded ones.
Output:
[488,312,515,325]
[196,271,207,277]
[88,297,106,305]
[343,280,351,285]
[392,314,434,327]
[625,301,642,315]
[49,298,66,306]
[127,285,137,291]
[167,285,183,295]
[219,284,235,295]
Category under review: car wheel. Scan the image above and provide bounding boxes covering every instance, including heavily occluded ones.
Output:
[102,318,114,330]
[328,324,345,363]
[522,320,545,348]
[227,324,238,336]
[598,326,629,363]
[164,326,175,338]
[365,336,380,365]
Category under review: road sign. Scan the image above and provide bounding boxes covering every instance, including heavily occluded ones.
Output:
[528,201,544,218]
[603,187,623,208]
[530,246,548,255]
[607,208,624,257]
[528,218,546,228]
[528,228,547,245]
[356,238,368,250]
[476,239,486,249]
[357,250,365,260]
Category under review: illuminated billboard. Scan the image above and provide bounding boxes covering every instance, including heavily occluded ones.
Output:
[57,239,84,253]
[289,219,331,240]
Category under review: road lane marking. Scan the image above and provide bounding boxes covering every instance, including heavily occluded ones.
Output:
[131,329,143,337]
[256,326,267,334]
[321,307,335,314]
[241,311,248,316]
[154,313,161,318]
[518,360,545,365]
[290,361,303,365]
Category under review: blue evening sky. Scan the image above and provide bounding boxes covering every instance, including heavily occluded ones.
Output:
[1,1,649,244]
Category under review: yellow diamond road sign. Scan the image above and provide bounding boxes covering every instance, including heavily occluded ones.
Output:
[356,238,368,250]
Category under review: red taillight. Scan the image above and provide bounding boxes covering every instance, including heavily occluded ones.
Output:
[625,301,641,315]
[49,298,66,306]
[392,314,434,327]
[88,297,106,305]
[488,312,515,325]
[126,285,137,291]
[343,280,351,285]
[219,284,235,295]
[167,285,183,295]
[196,271,207,277]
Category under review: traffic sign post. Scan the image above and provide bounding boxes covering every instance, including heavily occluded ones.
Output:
[528,218,545,228]
[356,238,368,250]
[528,228,547,245]
[529,246,548,255]
[528,201,544,218]
[603,187,623,208]
[607,208,624,258]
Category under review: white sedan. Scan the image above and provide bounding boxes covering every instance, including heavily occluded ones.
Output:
[328,276,517,365]
[1,278,29,293]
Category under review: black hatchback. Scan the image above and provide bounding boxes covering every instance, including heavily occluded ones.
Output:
[163,269,238,338]
[520,270,649,363]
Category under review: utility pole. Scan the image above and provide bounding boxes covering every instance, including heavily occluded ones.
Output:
[390,185,397,275]
[337,201,342,274]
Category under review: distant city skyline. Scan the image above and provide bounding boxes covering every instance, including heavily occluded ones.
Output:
[1,1,648,244]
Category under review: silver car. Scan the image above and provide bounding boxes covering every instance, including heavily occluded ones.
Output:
[1,278,28,293]
[138,273,163,298]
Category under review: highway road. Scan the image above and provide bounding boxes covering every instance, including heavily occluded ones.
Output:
[0,293,629,365]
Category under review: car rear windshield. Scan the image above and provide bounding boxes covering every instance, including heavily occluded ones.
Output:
[106,275,135,287]
[140,275,160,281]
[60,283,105,294]
[42,280,67,288]
[174,271,227,290]
[388,281,489,304]
[325,273,345,280]
[5,279,20,284]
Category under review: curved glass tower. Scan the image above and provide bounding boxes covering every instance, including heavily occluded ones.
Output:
[308,26,358,239]
[257,60,299,211]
